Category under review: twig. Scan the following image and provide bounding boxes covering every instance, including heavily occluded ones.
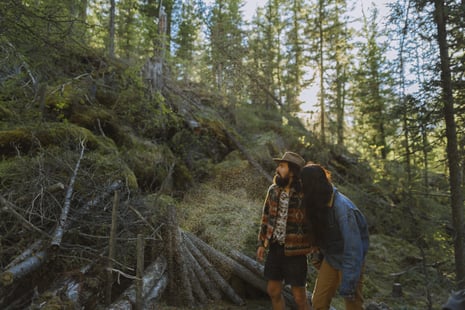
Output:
[127,204,161,238]
[0,196,50,239]
[105,191,119,304]
[105,267,138,281]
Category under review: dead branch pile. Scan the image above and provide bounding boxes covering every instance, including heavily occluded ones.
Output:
[1,189,289,309]
[1,172,281,309]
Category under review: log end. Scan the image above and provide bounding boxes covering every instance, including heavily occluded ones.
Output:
[1,271,14,286]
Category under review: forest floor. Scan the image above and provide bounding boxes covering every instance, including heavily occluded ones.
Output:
[157,298,272,309]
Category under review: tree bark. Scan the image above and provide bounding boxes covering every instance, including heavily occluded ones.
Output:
[51,142,85,248]
[162,206,194,306]
[434,0,465,289]
[185,232,296,307]
[183,241,222,301]
[185,259,209,305]
[185,232,267,292]
[105,191,119,305]
[1,250,47,286]
[229,249,265,277]
[108,0,115,58]
[107,255,167,309]
[34,263,95,308]
[183,232,245,306]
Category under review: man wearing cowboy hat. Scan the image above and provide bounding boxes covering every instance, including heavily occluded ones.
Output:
[256,151,314,310]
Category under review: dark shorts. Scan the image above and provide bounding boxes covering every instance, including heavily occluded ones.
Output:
[264,243,308,287]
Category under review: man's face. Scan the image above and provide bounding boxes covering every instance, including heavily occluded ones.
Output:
[275,162,291,187]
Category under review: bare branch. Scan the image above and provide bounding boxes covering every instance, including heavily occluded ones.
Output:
[0,195,50,239]
[50,139,86,248]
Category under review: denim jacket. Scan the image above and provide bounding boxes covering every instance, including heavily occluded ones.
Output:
[320,187,369,297]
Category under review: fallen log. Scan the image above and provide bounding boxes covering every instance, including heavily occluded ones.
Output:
[1,250,47,286]
[183,240,222,301]
[185,232,296,308]
[108,274,168,310]
[107,255,167,309]
[4,240,44,270]
[185,231,267,291]
[229,249,264,277]
[185,258,209,305]
[32,263,95,308]
[183,232,245,306]
[51,141,85,248]
[162,205,194,306]
[143,273,168,308]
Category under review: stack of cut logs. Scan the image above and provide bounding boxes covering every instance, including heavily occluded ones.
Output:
[107,229,297,309]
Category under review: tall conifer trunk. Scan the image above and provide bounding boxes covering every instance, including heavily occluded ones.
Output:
[109,0,115,58]
[317,0,325,144]
[433,0,465,289]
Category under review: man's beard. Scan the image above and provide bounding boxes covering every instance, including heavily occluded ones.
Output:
[275,174,290,187]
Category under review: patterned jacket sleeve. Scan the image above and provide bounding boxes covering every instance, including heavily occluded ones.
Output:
[257,185,273,247]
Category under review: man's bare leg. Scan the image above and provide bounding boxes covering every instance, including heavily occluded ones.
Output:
[267,280,286,310]
[291,285,311,310]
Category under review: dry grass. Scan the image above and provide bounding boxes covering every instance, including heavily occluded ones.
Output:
[177,157,268,255]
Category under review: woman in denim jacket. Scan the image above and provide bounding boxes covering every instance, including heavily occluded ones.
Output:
[301,163,369,310]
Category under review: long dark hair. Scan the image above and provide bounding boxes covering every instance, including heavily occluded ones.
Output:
[301,163,333,242]
[289,162,302,192]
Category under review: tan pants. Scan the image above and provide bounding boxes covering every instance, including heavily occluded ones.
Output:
[311,259,364,310]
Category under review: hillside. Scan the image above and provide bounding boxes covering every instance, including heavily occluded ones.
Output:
[0,55,456,309]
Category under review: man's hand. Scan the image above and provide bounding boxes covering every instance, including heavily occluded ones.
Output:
[256,246,265,262]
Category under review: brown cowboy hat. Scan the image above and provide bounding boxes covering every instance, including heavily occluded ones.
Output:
[273,151,305,169]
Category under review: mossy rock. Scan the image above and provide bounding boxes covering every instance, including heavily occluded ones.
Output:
[0,123,100,157]
[69,105,132,147]
[122,138,175,192]
[81,150,138,191]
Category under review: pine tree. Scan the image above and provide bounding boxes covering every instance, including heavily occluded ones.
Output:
[247,0,285,109]
[351,6,394,160]
[172,0,202,83]
[208,0,245,104]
